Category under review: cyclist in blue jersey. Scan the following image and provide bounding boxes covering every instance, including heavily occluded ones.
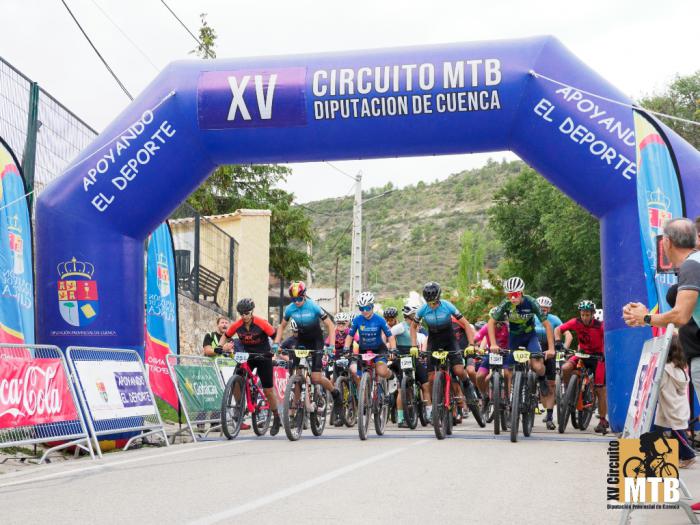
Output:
[534,296,562,430]
[273,281,341,410]
[344,292,397,383]
[409,282,476,394]
[488,277,555,397]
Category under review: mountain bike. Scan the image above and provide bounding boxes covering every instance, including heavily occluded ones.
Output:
[357,352,389,440]
[623,440,679,479]
[333,352,357,427]
[398,351,429,429]
[485,348,511,435]
[558,351,602,434]
[510,348,539,443]
[281,348,328,441]
[554,348,569,428]
[221,351,272,439]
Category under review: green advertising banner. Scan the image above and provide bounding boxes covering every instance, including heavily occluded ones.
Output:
[174,364,223,413]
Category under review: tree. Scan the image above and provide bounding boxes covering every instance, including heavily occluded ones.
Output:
[187,15,313,281]
[488,167,601,320]
[456,230,486,295]
[640,71,700,149]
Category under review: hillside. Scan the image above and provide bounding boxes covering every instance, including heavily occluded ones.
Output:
[304,159,524,299]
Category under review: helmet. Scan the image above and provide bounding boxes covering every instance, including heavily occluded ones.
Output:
[383,307,398,319]
[422,282,441,302]
[236,298,255,315]
[474,320,487,330]
[503,276,525,293]
[594,309,604,322]
[288,281,306,298]
[402,303,418,318]
[489,307,499,319]
[537,296,552,308]
[356,291,375,307]
[289,318,298,332]
[578,300,596,311]
[335,312,350,323]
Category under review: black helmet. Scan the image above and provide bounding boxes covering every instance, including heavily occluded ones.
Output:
[474,320,487,330]
[236,298,255,315]
[383,307,398,319]
[422,282,441,302]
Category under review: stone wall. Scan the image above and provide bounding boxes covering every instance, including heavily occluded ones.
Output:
[177,292,224,356]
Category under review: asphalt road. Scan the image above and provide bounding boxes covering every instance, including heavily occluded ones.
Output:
[0,417,697,525]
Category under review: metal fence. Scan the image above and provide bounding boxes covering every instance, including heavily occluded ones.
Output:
[66,346,168,457]
[166,354,225,442]
[0,344,94,463]
[169,201,237,317]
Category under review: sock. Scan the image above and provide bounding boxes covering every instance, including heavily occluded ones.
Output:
[426,406,433,418]
[397,409,404,423]
[546,409,553,421]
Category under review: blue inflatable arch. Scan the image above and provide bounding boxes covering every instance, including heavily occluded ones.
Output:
[36,36,700,431]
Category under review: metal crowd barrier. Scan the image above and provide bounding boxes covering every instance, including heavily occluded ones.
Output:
[66,347,169,458]
[167,354,225,442]
[214,356,238,386]
[0,344,94,463]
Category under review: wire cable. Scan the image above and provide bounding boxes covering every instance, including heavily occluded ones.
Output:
[59,0,134,100]
[159,0,215,58]
[529,70,700,127]
[325,161,359,181]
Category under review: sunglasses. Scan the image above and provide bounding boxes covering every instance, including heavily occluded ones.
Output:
[241,311,253,316]
[358,305,373,312]
[292,296,305,303]
[428,300,440,306]
[506,292,522,299]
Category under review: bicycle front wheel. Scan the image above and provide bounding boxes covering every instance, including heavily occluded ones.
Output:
[492,371,501,435]
[401,374,418,429]
[577,379,595,431]
[282,374,305,442]
[432,371,448,440]
[310,385,328,436]
[374,377,388,436]
[510,371,522,443]
[622,456,645,479]
[463,378,486,428]
[522,372,536,437]
[358,373,371,440]
[251,378,271,436]
[221,375,245,440]
[559,374,579,434]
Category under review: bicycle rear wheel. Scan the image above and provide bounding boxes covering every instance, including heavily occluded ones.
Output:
[282,374,305,442]
[310,385,328,436]
[522,372,536,437]
[510,371,522,443]
[492,371,501,435]
[463,379,486,428]
[336,376,354,427]
[401,374,418,429]
[358,373,371,440]
[221,375,245,440]
[418,391,429,427]
[251,378,271,436]
[374,377,388,435]
[432,371,448,440]
[559,375,579,434]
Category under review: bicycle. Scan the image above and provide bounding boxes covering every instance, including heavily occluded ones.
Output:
[357,352,389,440]
[398,351,429,429]
[510,348,539,443]
[431,349,485,440]
[221,351,272,439]
[485,348,511,435]
[333,352,358,427]
[553,348,569,428]
[558,350,602,434]
[281,348,328,441]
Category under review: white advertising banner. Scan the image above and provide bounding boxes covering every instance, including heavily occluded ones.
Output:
[74,360,155,421]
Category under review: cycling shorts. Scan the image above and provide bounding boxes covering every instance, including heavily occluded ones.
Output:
[427,336,463,372]
[358,343,388,365]
[568,355,606,386]
[544,356,556,381]
[241,354,273,389]
[295,332,325,372]
[508,332,542,354]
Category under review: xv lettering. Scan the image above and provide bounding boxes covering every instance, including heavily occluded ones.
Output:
[227,74,278,121]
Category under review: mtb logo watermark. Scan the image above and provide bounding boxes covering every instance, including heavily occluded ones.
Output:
[607,433,680,509]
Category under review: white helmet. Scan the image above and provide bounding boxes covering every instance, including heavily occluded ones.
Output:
[594,308,604,322]
[356,291,375,307]
[537,296,552,308]
[402,303,418,318]
[335,312,350,323]
[289,318,298,332]
[503,276,525,293]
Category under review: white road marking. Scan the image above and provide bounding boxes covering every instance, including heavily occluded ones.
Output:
[189,439,429,525]
[0,441,240,489]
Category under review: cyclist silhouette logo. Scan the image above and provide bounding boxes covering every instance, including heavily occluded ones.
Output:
[635,431,678,478]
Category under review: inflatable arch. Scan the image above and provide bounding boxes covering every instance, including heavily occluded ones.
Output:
[35,36,700,431]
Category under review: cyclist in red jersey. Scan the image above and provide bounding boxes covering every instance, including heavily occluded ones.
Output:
[219,298,282,436]
[555,300,608,433]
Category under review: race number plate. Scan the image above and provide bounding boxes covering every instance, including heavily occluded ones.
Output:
[575,352,591,359]
[295,350,311,358]
[556,352,565,361]
[513,350,530,363]
[234,352,249,363]
[336,358,349,368]
[489,353,503,365]
[400,356,413,369]
[361,352,376,362]
[431,351,449,360]
[299,358,309,367]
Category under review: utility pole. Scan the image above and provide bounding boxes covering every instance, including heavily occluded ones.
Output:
[334,254,340,313]
[306,241,313,286]
[350,171,363,302]
[362,222,371,290]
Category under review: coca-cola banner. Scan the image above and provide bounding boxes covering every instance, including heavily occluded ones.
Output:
[74,360,155,421]
[0,358,77,427]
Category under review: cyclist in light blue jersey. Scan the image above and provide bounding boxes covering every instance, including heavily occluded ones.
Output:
[534,296,561,430]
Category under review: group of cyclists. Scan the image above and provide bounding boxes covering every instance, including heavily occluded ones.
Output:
[216,275,609,440]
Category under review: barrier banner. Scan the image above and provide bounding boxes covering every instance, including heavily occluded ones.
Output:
[0,139,34,344]
[174,364,222,413]
[0,357,77,427]
[73,360,155,420]
[273,366,288,402]
[145,222,179,407]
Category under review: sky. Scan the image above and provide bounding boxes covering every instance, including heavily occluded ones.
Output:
[1,0,698,202]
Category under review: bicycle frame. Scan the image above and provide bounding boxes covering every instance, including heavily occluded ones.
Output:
[237,360,270,415]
